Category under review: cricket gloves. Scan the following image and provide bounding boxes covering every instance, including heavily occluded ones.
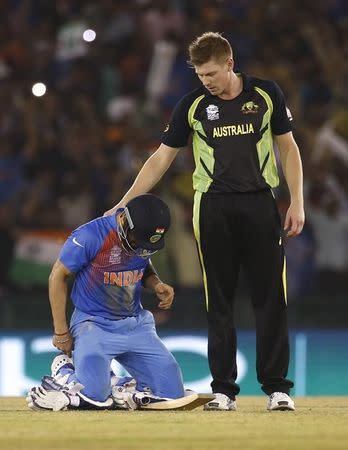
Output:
[26,376,83,411]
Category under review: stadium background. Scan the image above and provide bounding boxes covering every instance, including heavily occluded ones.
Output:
[0,0,347,396]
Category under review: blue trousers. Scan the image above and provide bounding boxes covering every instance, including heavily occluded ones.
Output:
[66,309,184,402]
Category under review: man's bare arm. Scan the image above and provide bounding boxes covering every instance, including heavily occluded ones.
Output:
[142,260,174,310]
[144,274,175,310]
[275,132,305,237]
[48,260,74,355]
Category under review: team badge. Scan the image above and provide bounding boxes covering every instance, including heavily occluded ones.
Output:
[206,104,219,120]
[150,234,162,243]
[150,227,165,243]
[241,101,259,114]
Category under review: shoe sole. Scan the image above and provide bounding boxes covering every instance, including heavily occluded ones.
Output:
[203,405,236,411]
[140,394,215,411]
[204,407,236,411]
[268,405,295,411]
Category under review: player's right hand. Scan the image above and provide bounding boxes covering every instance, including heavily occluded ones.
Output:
[283,202,305,237]
[52,332,73,357]
[103,206,117,217]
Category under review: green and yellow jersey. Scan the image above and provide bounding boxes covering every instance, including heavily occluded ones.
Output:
[162,72,293,193]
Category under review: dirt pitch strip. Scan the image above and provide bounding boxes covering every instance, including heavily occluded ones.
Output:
[1,397,348,450]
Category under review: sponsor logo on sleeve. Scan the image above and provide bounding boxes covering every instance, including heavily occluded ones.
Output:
[72,237,84,248]
[286,107,293,121]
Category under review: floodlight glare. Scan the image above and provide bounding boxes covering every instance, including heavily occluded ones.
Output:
[32,82,46,97]
[83,29,96,42]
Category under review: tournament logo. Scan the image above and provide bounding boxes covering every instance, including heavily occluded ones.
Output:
[206,104,219,120]
[241,101,259,114]
[109,245,122,264]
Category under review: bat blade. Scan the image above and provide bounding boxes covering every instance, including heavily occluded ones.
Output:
[140,393,215,411]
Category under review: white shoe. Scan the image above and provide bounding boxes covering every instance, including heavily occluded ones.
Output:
[203,393,237,411]
[267,392,295,411]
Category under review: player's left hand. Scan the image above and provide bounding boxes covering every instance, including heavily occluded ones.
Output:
[155,282,174,309]
[284,202,305,237]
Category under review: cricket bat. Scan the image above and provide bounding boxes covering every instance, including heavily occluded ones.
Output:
[139,393,215,411]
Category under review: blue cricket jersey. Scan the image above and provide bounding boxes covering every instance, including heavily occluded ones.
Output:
[59,213,151,322]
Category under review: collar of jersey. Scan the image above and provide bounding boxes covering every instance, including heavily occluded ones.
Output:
[236,71,253,92]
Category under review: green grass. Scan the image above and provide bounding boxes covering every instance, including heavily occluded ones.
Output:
[1,397,348,450]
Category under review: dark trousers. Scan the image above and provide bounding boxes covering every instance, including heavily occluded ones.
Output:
[194,190,293,398]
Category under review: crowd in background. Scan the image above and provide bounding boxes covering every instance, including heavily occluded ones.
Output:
[1,0,348,300]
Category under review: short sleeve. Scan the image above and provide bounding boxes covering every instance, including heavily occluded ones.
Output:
[59,227,97,273]
[270,82,294,136]
[161,95,193,148]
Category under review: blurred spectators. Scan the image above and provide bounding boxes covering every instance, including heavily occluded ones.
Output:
[0,204,16,292]
[0,0,347,297]
[306,180,348,297]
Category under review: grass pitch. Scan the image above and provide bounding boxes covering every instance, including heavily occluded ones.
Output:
[1,397,348,450]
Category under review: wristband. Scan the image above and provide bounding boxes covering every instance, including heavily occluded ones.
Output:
[54,331,69,336]
[55,336,71,344]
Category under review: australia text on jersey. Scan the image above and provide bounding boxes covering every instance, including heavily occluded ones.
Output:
[213,123,254,138]
[103,269,145,287]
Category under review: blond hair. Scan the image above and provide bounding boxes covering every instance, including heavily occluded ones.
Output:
[188,32,233,67]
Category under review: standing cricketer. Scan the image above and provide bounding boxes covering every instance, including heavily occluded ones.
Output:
[104,32,304,411]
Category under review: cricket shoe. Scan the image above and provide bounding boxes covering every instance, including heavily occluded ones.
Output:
[203,393,237,411]
[26,376,83,411]
[267,392,295,411]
